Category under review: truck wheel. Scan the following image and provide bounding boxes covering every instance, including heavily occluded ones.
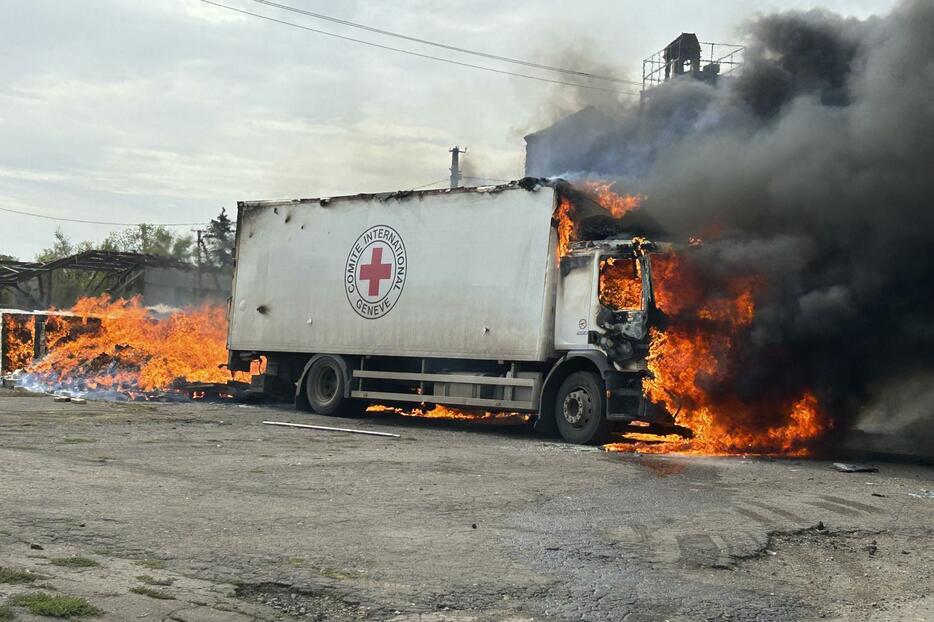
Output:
[555,371,609,445]
[305,356,360,417]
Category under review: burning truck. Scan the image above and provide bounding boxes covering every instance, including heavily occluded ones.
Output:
[227,178,677,444]
[3,177,826,454]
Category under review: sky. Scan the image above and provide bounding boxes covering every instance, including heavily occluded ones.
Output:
[0,0,898,260]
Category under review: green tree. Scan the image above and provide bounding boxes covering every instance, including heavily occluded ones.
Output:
[36,229,92,263]
[204,208,234,269]
[100,224,192,262]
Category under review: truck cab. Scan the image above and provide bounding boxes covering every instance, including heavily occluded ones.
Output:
[543,238,665,443]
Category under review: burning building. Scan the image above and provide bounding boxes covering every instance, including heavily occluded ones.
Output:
[524,34,743,179]
[526,0,934,455]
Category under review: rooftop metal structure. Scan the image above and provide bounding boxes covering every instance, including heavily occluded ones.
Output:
[642,33,744,93]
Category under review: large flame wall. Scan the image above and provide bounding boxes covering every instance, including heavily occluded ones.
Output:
[19,296,253,393]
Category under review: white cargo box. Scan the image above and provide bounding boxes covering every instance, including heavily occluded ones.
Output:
[229,184,560,362]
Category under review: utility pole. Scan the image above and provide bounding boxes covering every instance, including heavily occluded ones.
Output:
[191,228,206,297]
[449,146,467,188]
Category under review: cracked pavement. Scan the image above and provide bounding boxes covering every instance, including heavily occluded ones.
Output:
[0,390,932,621]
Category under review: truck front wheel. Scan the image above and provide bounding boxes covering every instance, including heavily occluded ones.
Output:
[304,356,361,417]
[555,371,609,445]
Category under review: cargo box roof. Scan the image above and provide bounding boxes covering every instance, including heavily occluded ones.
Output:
[237,177,568,210]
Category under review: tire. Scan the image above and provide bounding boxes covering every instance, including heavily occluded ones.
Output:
[554,371,609,445]
[304,356,362,417]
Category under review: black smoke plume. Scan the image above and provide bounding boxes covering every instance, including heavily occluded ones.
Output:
[558,0,934,449]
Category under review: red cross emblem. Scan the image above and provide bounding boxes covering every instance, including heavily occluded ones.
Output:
[359,247,393,297]
[345,225,407,319]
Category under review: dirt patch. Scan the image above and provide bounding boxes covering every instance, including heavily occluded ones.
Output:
[732,527,934,620]
[235,582,386,621]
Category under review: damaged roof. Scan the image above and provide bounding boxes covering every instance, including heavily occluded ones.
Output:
[237,177,570,210]
[0,251,192,287]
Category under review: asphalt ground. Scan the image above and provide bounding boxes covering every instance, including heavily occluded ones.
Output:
[0,389,932,621]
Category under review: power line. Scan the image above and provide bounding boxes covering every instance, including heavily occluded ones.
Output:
[198,1,641,96]
[251,0,642,87]
[0,205,207,227]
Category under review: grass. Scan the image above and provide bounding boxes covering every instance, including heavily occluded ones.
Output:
[0,567,37,584]
[135,575,174,586]
[0,604,13,621]
[10,593,101,618]
[129,586,174,601]
[134,559,166,570]
[50,557,99,569]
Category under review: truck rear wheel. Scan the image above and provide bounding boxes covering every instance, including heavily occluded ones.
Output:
[555,371,609,445]
[305,356,361,417]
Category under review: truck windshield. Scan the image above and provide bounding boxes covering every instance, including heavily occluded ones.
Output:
[599,256,643,310]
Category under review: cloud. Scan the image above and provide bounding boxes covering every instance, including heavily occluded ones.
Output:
[0,0,898,259]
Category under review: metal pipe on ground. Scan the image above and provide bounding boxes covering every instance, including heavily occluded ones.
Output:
[262,420,400,438]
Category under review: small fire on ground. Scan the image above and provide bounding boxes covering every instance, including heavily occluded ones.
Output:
[367,404,530,426]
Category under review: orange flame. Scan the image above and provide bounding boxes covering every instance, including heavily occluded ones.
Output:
[367,403,529,424]
[555,181,644,258]
[555,195,576,257]
[2,314,35,372]
[582,181,644,218]
[25,296,257,392]
[605,251,830,456]
[599,257,642,310]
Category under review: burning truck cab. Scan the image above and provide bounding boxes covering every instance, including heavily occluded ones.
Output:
[556,238,665,438]
[227,178,673,444]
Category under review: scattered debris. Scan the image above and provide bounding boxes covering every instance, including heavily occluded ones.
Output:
[174,380,251,401]
[832,462,878,473]
[907,490,934,499]
[262,421,400,438]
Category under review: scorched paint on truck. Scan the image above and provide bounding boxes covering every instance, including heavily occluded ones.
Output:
[227,178,671,444]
